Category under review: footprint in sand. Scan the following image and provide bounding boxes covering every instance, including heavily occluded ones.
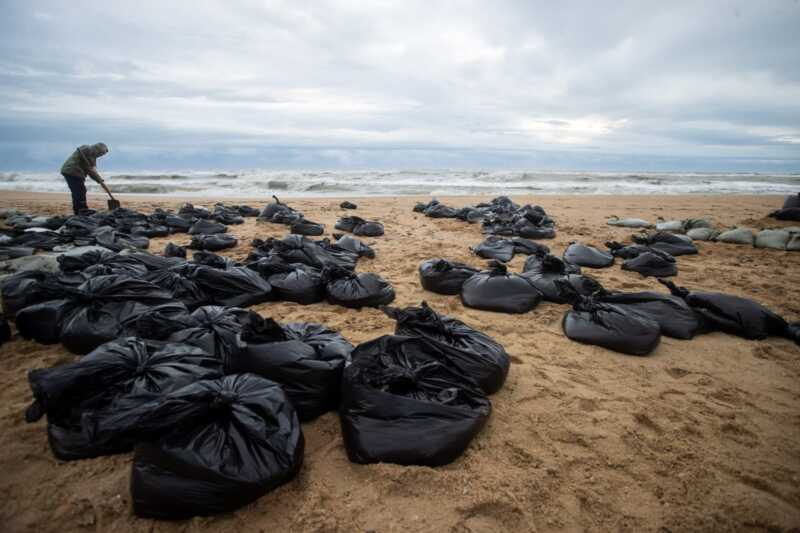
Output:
[665,367,691,379]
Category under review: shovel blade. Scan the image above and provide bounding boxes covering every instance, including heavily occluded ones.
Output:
[107,199,121,210]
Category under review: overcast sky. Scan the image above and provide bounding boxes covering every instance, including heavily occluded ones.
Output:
[1,0,799,171]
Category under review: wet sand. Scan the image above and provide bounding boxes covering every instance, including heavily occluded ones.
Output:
[1,191,798,532]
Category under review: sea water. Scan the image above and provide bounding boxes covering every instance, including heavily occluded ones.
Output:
[1,170,798,197]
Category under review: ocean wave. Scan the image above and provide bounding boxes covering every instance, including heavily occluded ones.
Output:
[109,173,238,181]
[108,183,204,194]
[304,181,355,193]
[0,169,797,196]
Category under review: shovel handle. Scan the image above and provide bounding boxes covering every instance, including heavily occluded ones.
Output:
[100,181,115,199]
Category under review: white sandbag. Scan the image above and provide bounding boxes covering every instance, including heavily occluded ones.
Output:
[607,216,653,228]
[686,227,718,241]
[715,228,754,245]
[656,219,684,232]
[683,219,714,230]
[0,254,60,275]
[787,234,800,252]
[755,229,790,250]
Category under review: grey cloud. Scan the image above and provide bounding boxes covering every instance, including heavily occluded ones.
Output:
[0,0,798,171]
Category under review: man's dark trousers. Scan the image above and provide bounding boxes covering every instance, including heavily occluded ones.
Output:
[62,174,87,215]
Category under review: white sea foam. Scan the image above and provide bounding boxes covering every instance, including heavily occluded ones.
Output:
[0,170,797,197]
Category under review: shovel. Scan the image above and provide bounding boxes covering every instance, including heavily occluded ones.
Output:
[100,182,121,210]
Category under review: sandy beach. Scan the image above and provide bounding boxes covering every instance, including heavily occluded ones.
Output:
[0,191,798,532]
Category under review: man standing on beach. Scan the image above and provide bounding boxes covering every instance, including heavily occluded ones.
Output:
[60,143,110,214]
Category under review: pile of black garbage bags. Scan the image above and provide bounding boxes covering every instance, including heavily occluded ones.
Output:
[248,234,392,308]
[0,202,262,260]
[419,250,798,355]
[415,196,555,239]
[341,302,506,466]
[4,234,390,356]
[257,195,327,236]
[420,248,603,314]
[19,298,506,519]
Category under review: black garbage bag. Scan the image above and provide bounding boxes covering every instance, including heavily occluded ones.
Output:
[188,219,227,235]
[559,285,662,356]
[523,253,581,274]
[131,302,198,340]
[419,258,480,295]
[472,236,516,262]
[340,201,357,209]
[61,215,99,237]
[413,199,439,213]
[563,242,615,268]
[236,205,261,217]
[521,254,602,303]
[334,216,361,233]
[164,242,187,258]
[93,227,150,251]
[57,246,117,272]
[0,246,35,260]
[512,237,550,256]
[256,235,358,271]
[128,223,170,238]
[291,219,325,236]
[188,233,238,251]
[211,210,244,226]
[16,215,68,231]
[25,337,222,460]
[1,271,69,316]
[58,247,149,278]
[424,203,459,218]
[144,270,209,310]
[167,306,258,365]
[783,194,800,209]
[163,214,192,233]
[11,229,70,251]
[590,290,702,340]
[188,250,239,269]
[322,265,395,308]
[383,302,509,394]
[60,275,175,354]
[632,232,698,256]
[605,241,654,259]
[313,238,362,269]
[460,261,541,314]
[332,234,375,259]
[659,280,789,340]
[16,299,80,344]
[340,335,491,466]
[336,216,384,237]
[61,300,155,355]
[354,220,384,237]
[622,250,677,277]
[86,374,304,519]
[178,203,210,219]
[191,265,272,308]
[123,251,185,271]
[229,318,353,421]
[271,209,305,225]
[769,207,800,221]
[788,323,800,344]
[249,260,325,305]
[513,223,556,240]
[456,206,487,223]
[259,195,301,222]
